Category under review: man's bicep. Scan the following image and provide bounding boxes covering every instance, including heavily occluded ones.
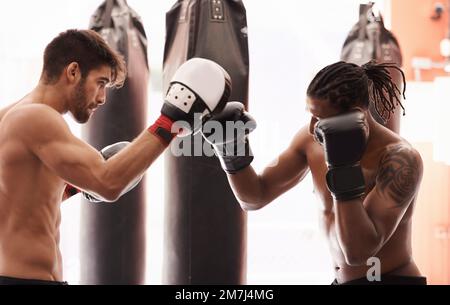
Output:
[373,144,423,206]
[364,144,423,242]
[36,134,103,183]
[24,112,105,188]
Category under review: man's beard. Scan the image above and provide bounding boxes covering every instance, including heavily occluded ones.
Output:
[71,80,90,123]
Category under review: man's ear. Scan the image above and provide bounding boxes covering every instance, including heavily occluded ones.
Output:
[66,62,81,84]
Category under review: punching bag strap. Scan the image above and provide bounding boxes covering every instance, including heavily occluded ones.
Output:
[101,0,129,28]
[357,3,371,40]
[102,0,115,28]
[179,0,189,23]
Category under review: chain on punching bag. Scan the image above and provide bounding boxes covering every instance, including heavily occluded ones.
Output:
[80,0,149,284]
[341,3,404,133]
[163,0,249,284]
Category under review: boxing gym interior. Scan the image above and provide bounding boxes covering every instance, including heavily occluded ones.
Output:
[0,0,449,286]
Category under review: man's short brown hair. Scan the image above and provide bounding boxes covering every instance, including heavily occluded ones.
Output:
[42,29,126,88]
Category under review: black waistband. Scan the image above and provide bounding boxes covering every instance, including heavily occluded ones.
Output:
[0,275,68,285]
[332,274,427,285]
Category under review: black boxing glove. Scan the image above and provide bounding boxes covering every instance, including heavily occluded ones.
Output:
[314,110,368,201]
[201,102,256,174]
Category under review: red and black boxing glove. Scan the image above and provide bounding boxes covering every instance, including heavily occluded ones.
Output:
[148,58,231,145]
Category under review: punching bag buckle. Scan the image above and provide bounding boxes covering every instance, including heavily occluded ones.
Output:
[210,0,225,21]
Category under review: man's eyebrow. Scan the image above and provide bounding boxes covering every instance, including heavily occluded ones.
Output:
[98,77,111,83]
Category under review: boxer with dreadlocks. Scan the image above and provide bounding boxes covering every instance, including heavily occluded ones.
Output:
[200,60,426,285]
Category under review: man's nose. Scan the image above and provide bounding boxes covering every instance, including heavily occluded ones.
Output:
[97,90,106,105]
[97,97,106,106]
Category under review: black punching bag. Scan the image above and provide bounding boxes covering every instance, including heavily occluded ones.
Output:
[163,0,249,284]
[341,3,404,133]
[80,0,149,284]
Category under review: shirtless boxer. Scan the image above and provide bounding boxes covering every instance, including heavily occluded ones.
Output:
[0,29,231,284]
[203,61,426,285]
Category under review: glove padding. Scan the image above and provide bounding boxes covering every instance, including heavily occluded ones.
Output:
[161,58,232,136]
[84,141,143,203]
[314,110,368,201]
[201,102,256,174]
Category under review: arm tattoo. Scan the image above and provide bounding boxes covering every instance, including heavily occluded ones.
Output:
[377,145,421,206]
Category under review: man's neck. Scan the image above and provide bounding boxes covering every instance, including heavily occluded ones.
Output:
[25,81,68,114]
[365,112,389,155]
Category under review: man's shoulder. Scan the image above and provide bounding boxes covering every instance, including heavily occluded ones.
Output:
[8,103,60,116]
[376,140,424,191]
[291,125,315,153]
[371,124,420,162]
[379,141,423,167]
[0,101,20,122]
[381,136,420,160]
[1,104,68,139]
[3,104,65,126]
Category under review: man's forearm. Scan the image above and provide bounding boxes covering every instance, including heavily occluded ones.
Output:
[335,199,381,265]
[227,166,269,210]
[99,131,167,199]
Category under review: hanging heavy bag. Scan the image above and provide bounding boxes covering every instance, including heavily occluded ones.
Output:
[163,0,249,284]
[341,3,402,66]
[80,0,149,285]
[341,3,404,133]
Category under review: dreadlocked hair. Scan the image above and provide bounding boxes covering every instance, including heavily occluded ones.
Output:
[362,60,406,122]
[307,60,406,122]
